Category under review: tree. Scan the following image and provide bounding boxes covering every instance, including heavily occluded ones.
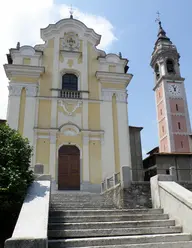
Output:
[0,124,34,204]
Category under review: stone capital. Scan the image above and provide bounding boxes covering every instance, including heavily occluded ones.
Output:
[8,84,23,96]
[26,84,38,97]
[101,89,127,102]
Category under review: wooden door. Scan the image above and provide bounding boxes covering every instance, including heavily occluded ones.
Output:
[58,145,80,190]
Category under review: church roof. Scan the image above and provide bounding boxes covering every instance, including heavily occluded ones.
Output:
[155,21,172,46]
[40,17,101,46]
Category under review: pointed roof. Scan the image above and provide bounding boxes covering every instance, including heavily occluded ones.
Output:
[155,21,172,45]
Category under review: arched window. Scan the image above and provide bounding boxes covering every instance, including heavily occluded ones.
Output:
[166,59,175,74]
[155,63,160,80]
[62,74,78,91]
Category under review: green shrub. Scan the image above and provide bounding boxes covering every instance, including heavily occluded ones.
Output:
[0,124,34,209]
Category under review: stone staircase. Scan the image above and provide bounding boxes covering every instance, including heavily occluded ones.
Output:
[48,192,192,248]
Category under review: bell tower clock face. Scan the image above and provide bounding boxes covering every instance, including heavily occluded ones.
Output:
[168,83,181,97]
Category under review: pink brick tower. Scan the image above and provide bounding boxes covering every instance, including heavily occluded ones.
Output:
[151,20,192,153]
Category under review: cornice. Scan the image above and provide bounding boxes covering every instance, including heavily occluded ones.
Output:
[96,71,133,86]
[98,54,128,66]
[4,64,45,79]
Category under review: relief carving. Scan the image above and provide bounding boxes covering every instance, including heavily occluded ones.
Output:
[59,100,82,116]
[61,32,80,52]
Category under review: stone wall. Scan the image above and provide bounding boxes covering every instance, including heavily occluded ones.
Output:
[102,182,152,209]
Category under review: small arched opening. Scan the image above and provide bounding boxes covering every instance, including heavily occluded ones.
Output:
[155,63,160,80]
[166,59,175,74]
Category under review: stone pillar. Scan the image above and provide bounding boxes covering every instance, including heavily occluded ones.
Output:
[169,166,177,181]
[120,165,132,189]
[7,83,23,130]
[150,174,174,209]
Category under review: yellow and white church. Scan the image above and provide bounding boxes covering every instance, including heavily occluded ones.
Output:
[4,15,134,192]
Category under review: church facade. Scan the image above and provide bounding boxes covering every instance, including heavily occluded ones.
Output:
[4,16,133,192]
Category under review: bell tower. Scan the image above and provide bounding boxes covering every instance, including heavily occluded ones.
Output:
[150,19,192,153]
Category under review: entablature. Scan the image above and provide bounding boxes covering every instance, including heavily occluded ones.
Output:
[4,64,45,79]
[96,71,133,87]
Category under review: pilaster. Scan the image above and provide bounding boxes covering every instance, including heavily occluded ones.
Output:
[117,97,132,168]
[7,83,23,130]
[82,135,90,182]
[100,90,116,179]
[49,132,57,179]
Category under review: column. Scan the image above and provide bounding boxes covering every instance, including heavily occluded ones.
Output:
[49,133,57,179]
[100,91,116,179]
[7,84,23,130]
[116,91,132,168]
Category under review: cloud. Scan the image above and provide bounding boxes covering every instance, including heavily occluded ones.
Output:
[0,1,117,119]
[59,4,117,50]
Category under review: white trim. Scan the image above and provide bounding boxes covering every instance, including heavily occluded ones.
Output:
[82,101,88,129]
[82,39,88,91]
[4,64,44,79]
[117,101,131,167]
[7,95,21,130]
[37,96,101,103]
[96,71,132,86]
[163,81,173,152]
[51,100,57,128]
[100,101,115,179]
[50,142,56,179]
[172,132,192,135]
[37,135,49,139]
[57,142,82,159]
[83,136,90,181]
[52,36,60,94]
[41,18,101,46]
[59,69,81,91]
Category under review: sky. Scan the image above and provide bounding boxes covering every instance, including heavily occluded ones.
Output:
[0,0,192,158]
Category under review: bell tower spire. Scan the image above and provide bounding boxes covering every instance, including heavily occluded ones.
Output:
[150,14,192,153]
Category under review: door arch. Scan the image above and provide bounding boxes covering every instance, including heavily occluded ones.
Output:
[58,145,80,190]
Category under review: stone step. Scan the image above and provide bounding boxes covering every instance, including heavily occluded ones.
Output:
[48,226,182,238]
[48,219,175,230]
[48,233,192,247]
[49,241,192,248]
[50,204,114,210]
[50,205,115,210]
[51,197,105,201]
[51,203,110,206]
[49,213,169,223]
[49,209,163,217]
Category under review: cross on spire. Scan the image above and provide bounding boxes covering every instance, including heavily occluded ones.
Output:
[155,11,161,23]
[69,4,74,19]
